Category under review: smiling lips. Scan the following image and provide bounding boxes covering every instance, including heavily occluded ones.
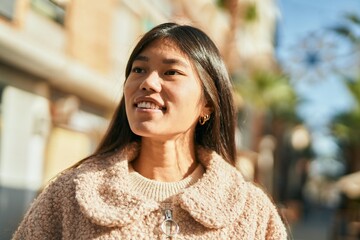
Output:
[136,101,166,111]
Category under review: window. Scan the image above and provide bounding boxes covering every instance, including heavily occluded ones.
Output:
[30,0,67,25]
[0,0,17,20]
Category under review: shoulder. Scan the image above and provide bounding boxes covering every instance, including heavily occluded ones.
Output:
[50,143,139,189]
[241,182,288,239]
[12,166,79,239]
[13,149,136,240]
[38,153,112,201]
[244,183,277,208]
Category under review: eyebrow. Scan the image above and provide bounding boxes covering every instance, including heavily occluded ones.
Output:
[134,55,149,62]
[134,55,189,68]
[162,58,189,68]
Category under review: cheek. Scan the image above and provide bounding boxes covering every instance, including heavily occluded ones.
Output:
[123,80,134,99]
[175,85,204,112]
[123,83,134,112]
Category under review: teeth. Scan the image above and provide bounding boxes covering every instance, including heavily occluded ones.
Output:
[137,101,162,110]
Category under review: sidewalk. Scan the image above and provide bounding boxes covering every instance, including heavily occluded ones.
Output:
[290,206,335,240]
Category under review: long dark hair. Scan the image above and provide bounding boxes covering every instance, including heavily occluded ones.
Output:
[82,22,236,165]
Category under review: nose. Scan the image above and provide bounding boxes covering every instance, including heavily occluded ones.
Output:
[139,71,161,92]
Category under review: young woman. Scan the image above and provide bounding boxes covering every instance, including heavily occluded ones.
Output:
[13,23,288,239]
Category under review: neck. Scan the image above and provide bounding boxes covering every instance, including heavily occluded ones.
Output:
[131,137,198,182]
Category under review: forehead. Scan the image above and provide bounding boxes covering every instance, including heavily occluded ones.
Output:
[139,38,189,60]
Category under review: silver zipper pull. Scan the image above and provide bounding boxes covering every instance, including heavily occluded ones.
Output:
[164,209,173,220]
[161,208,179,239]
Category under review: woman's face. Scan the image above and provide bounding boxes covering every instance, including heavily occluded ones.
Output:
[124,39,210,141]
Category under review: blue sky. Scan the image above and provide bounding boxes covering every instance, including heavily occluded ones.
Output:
[277,0,360,41]
[276,0,360,157]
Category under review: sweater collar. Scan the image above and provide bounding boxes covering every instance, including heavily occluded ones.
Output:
[74,143,248,229]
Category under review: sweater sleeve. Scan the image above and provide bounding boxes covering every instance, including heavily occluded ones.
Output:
[12,179,64,240]
[249,184,288,240]
[265,203,288,240]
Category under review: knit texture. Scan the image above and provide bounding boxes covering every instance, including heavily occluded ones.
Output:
[128,164,204,201]
[13,143,288,240]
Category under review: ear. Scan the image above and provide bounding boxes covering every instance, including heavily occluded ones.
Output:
[202,101,213,116]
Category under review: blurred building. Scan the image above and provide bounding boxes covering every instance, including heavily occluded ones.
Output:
[0,0,279,238]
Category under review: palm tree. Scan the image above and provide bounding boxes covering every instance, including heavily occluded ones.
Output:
[331,75,360,172]
[233,70,299,151]
[330,13,360,172]
[326,13,360,240]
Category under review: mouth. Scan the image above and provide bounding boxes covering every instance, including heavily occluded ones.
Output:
[135,101,166,111]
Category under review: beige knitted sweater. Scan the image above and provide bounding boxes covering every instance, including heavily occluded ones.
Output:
[13,144,288,239]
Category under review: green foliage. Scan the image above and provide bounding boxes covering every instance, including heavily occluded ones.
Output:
[330,12,360,143]
[215,1,258,23]
[244,3,258,23]
[332,111,360,144]
[216,0,226,9]
[347,77,360,103]
[233,71,298,122]
[330,13,360,45]
[331,76,360,143]
[345,13,360,25]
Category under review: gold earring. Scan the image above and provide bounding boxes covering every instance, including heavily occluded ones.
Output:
[199,114,210,125]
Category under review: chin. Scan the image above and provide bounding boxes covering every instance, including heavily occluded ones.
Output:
[130,125,162,138]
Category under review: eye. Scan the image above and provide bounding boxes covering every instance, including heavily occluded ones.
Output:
[132,67,145,73]
[164,70,179,76]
